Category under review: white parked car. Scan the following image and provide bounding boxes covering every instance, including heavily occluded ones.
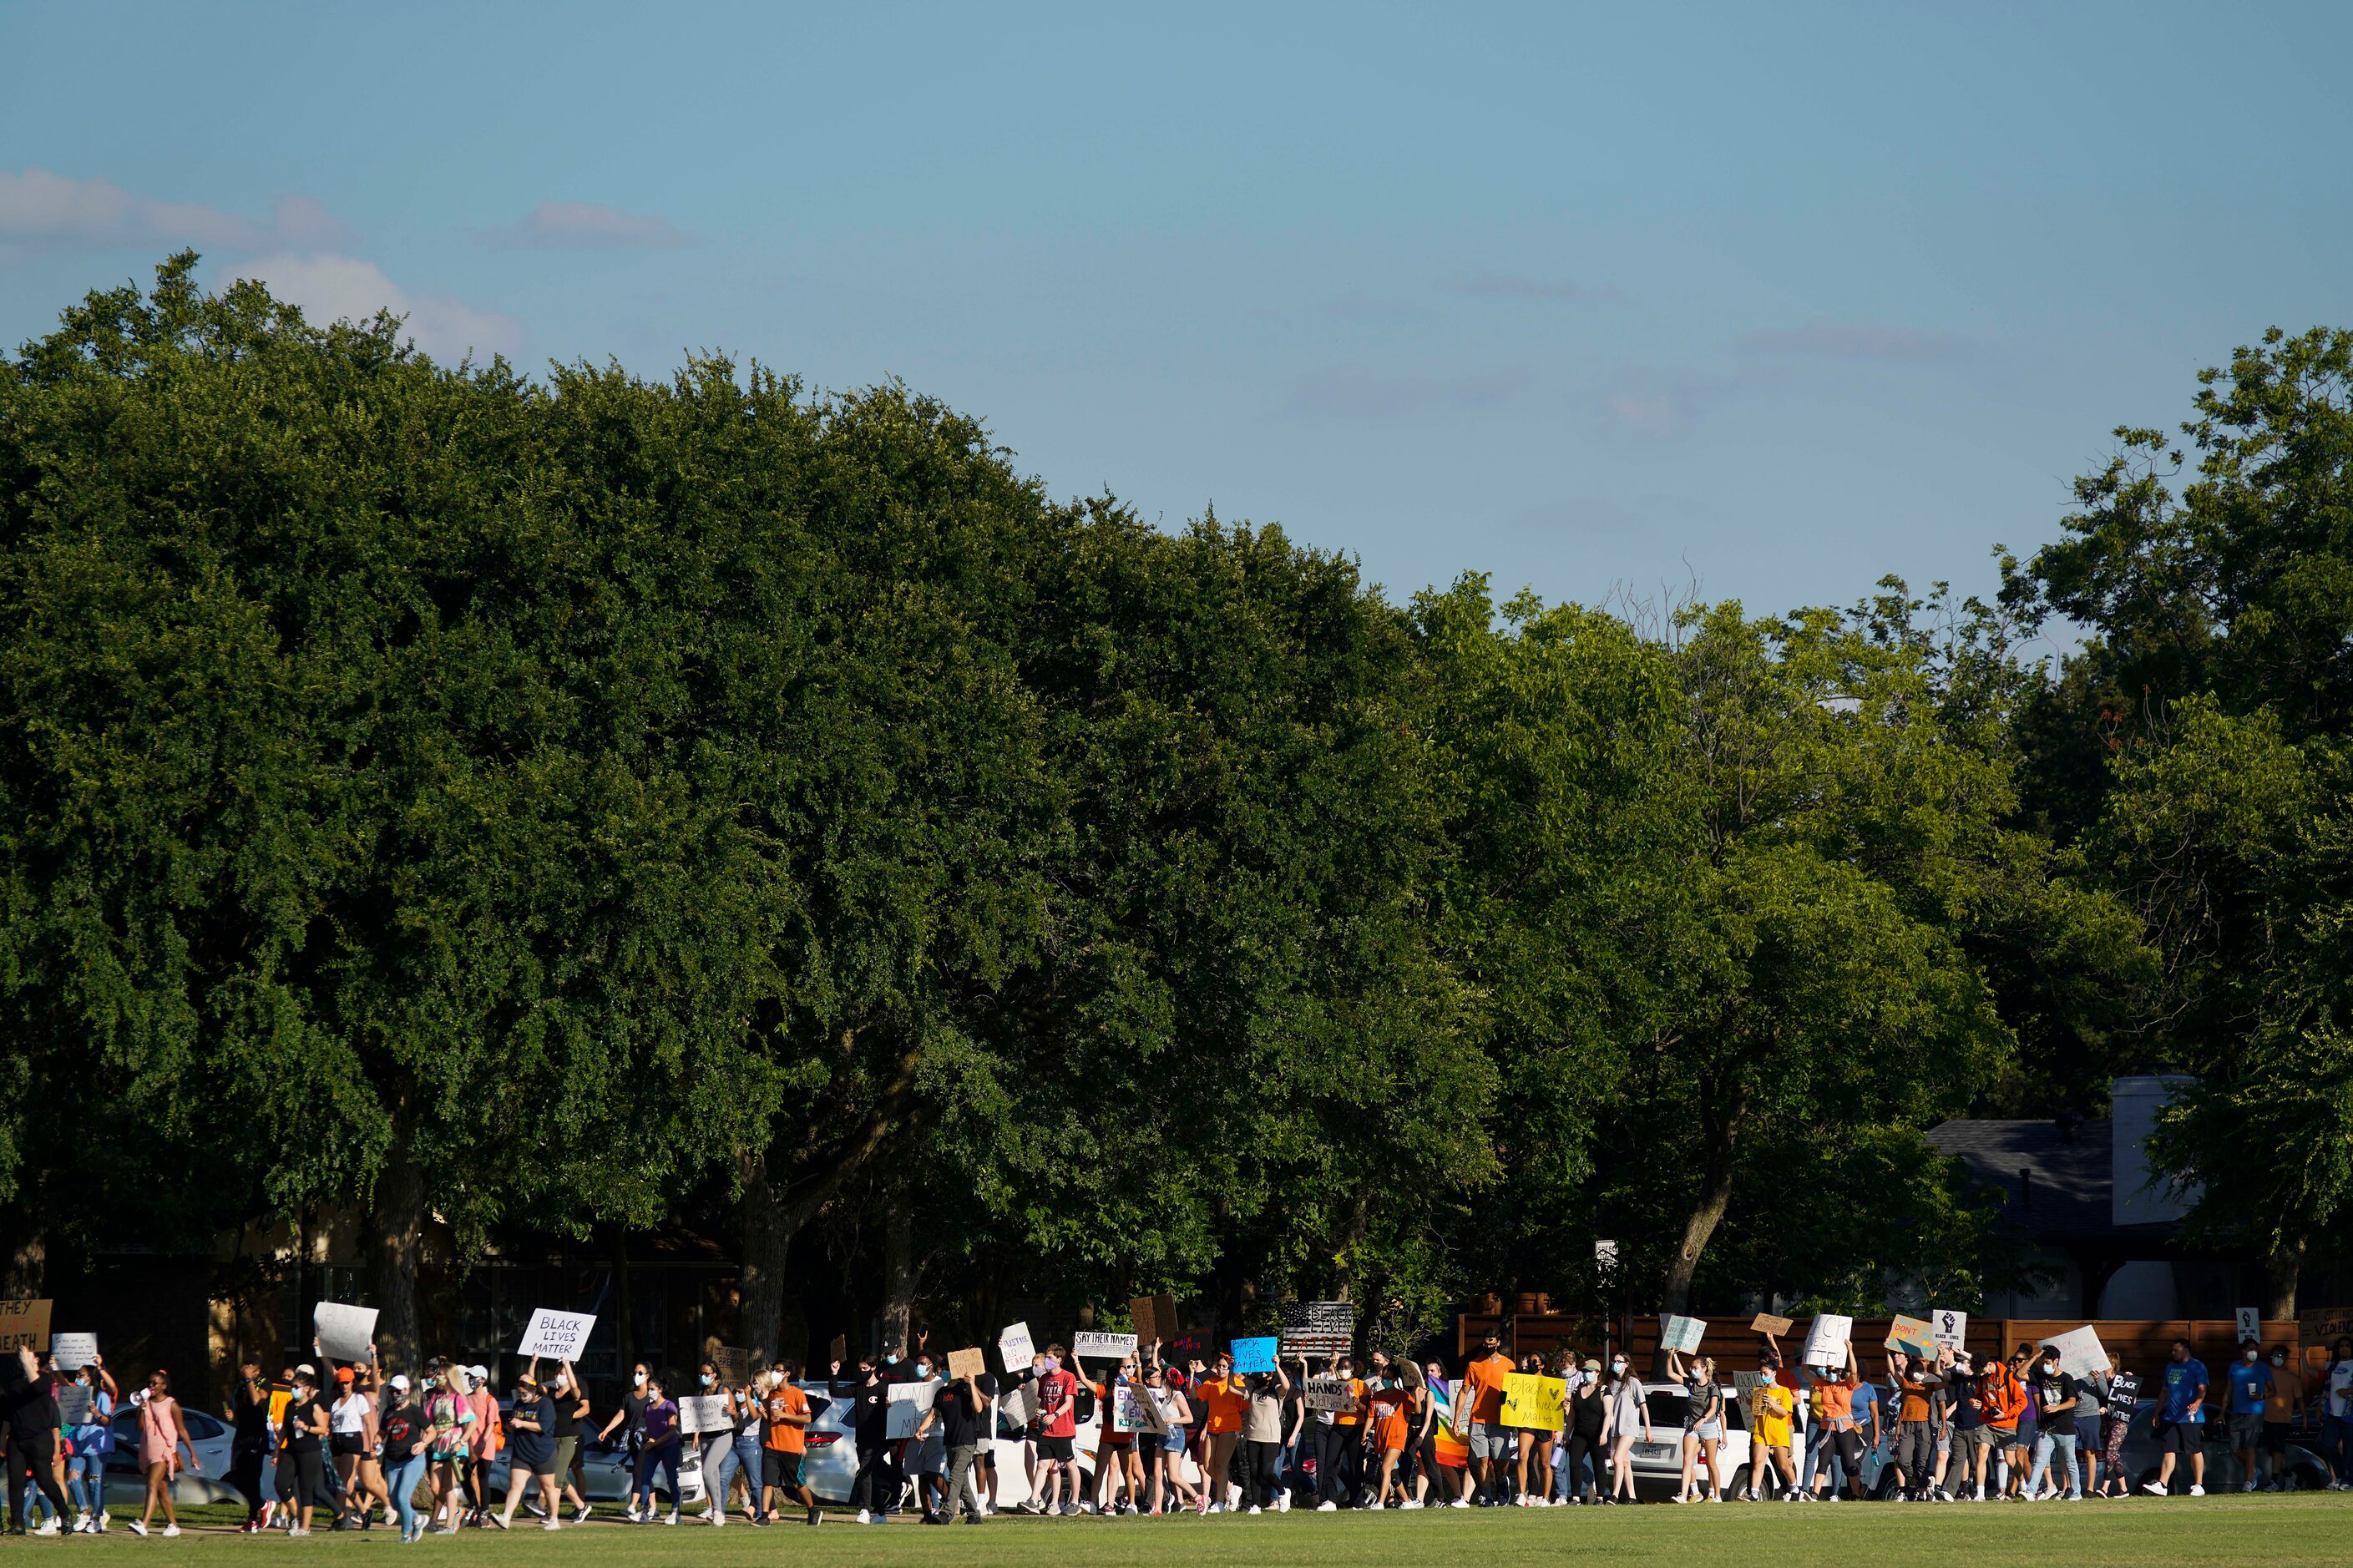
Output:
[99,1404,242,1507]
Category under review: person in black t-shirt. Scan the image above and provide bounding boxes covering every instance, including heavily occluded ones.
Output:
[278,1368,339,1537]
[3,1346,70,1535]
[931,1373,989,1525]
[2025,1348,2082,1500]
[230,1361,276,1529]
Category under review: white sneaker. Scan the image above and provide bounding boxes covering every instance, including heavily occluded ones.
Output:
[126,1522,148,1537]
[1275,1494,1290,1513]
[2189,1485,2205,1497]
[1669,1493,1688,1504]
[665,1510,680,1525]
[626,1506,644,1523]
[1247,1505,1262,1515]
[2142,1482,2166,1495]
[33,1521,59,1536]
[856,1510,870,1525]
[2240,1482,2256,1494]
[1316,1500,1338,1512]
[1449,1497,1470,1508]
[1400,1499,1423,1510]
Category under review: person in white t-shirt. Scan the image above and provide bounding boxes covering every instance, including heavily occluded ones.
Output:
[2321,1337,2353,1490]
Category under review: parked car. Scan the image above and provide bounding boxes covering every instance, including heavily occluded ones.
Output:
[480,1381,858,1510]
[100,1404,242,1507]
[1620,1381,1759,1500]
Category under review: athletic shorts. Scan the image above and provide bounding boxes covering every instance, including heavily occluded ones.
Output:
[2228,1413,2264,1447]
[331,1434,367,1457]
[2263,1422,2291,1454]
[2161,1421,2203,1454]
[2012,1422,2037,1450]
[1466,1422,1510,1461]
[762,1449,802,1490]
[1038,1435,1074,1462]
[1968,1425,2003,1450]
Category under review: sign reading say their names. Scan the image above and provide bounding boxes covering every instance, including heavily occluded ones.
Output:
[1072,1330,1137,1360]
[516,1308,595,1360]
[0,1300,52,1353]
[1800,1314,1852,1368]
[313,1302,378,1362]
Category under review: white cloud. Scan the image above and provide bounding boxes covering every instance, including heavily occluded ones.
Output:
[1285,363,1533,420]
[1602,390,1688,440]
[235,253,523,362]
[1738,320,1961,359]
[0,169,352,253]
[488,201,691,249]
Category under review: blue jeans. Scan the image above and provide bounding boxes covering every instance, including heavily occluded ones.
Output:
[634,1440,681,1513]
[386,1454,428,1535]
[2323,1414,2352,1481]
[2027,1430,2080,1497]
[66,1449,107,1514]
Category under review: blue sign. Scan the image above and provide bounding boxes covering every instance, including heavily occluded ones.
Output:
[1231,1336,1277,1374]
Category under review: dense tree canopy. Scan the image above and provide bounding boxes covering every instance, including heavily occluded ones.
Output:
[3,260,2345,1353]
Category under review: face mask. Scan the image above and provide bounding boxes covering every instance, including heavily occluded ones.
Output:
[917,1364,934,1378]
[2273,1354,2287,1367]
[1032,1362,1048,1378]
[633,1372,647,1388]
[2244,1349,2259,1363]
[1581,1371,1596,1386]
[883,1353,899,1366]
[701,1374,716,1388]
[1612,1360,1627,1373]
[1041,1357,1059,1373]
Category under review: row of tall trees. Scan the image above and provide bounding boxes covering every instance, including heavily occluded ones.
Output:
[0,260,2343,1363]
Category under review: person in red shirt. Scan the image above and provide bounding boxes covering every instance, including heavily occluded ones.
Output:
[1028,1348,1080,1516]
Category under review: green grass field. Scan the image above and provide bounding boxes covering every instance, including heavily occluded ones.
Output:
[28,1495,2353,1565]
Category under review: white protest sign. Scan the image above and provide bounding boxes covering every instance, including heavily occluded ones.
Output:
[998,1384,1034,1429]
[887,1379,939,1439]
[2235,1307,2262,1343]
[312,1302,378,1362]
[1072,1331,1137,1360]
[1800,1314,1853,1368]
[50,1333,99,1371]
[999,1322,1035,1373]
[1303,1374,1359,1413]
[516,1308,596,1360]
[1931,1309,1968,1351]
[2041,1324,2108,1381]
[678,1393,734,1435]
[1658,1314,1705,1354]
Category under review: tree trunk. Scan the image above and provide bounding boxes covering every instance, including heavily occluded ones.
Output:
[882,1199,915,1353]
[738,1153,796,1368]
[1660,1081,1748,1347]
[2262,1237,2305,1320]
[371,1153,428,1375]
[3,1224,46,1299]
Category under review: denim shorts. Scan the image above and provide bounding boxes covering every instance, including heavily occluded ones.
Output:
[1163,1424,1188,1455]
[1688,1422,1723,1442]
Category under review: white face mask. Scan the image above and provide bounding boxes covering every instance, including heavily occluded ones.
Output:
[633,1372,647,1388]
[1611,1360,1627,1373]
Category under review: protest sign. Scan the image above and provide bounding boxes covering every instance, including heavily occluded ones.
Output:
[999,1323,1035,1372]
[1885,1314,1934,1357]
[999,1384,1034,1429]
[1152,1295,1179,1344]
[1131,1297,1160,1344]
[1932,1309,1968,1351]
[1280,1300,1354,1359]
[56,1379,93,1425]
[1750,1313,1794,1338]
[886,1380,938,1439]
[1073,1330,1137,1360]
[314,1301,378,1362]
[2041,1324,2108,1380]
[1658,1314,1705,1354]
[946,1346,987,1382]
[1230,1337,1277,1374]
[516,1308,595,1361]
[712,1345,749,1383]
[2300,1308,2353,1347]
[1303,1374,1359,1413]
[50,1333,98,1371]
[828,1333,849,1368]
[2235,1307,2262,1343]
[679,1394,734,1435]
[1114,1380,1164,1434]
[1733,1370,1769,1423]
[1501,1373,1566,1429]
[0,1299,52,1353]
[1148,1386,1181,1431]
[1800,1314,1852,1368]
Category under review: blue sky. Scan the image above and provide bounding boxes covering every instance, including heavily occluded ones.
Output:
[3,3,2347,630]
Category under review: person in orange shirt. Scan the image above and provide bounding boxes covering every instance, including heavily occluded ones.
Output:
[1194,1352,1247,1515]
[1368,1367,1414,1507]
[757,1365,820,1527]
[1460,1330,1514,1505]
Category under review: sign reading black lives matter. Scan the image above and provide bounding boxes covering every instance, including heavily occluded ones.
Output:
[1280,1301,1354,1359]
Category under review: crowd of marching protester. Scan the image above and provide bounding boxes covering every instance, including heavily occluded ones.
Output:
[7,1324,2353,1537]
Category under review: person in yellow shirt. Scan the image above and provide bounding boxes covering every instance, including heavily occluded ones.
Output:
[1748,1374,1800,1498]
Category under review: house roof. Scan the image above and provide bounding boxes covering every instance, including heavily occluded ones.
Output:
[1925,1117,2114,1239]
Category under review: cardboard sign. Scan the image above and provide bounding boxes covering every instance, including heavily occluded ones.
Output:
[516,1308,595,1361]
[946,1346,987,1382]
[1885,1314,1934,1357]
[2235,1307,2262,1344]
[2041,1324,2108,1381]
[50,1333,99,1371]
[1733,1370,1769,1423]
[999,1323,1035,1373]
[1303,1374,1360,1413]
[1152,1295,1179,1344]
[999,1385,1034,1429]
[1750,1313,1793,1338]
[712,1345,750,1384]
[1500,1373,1566,1429]
[1931,1309,1968,1351]
[1073,1331,1137,1360]
[2298,1308,2353,1347]
[1281,1300,1354,1358]
[1230,1337,1277,1375]
[828,1334,849,1368]
[0,1299,53,1353]
[886,1379,938,1439]
[1659,1314,1705,1354]
[678,1393,735,1435]
[1800,1314,1852,1368]
[313,1302,378,1362]
[1130,1297,1158,1344]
